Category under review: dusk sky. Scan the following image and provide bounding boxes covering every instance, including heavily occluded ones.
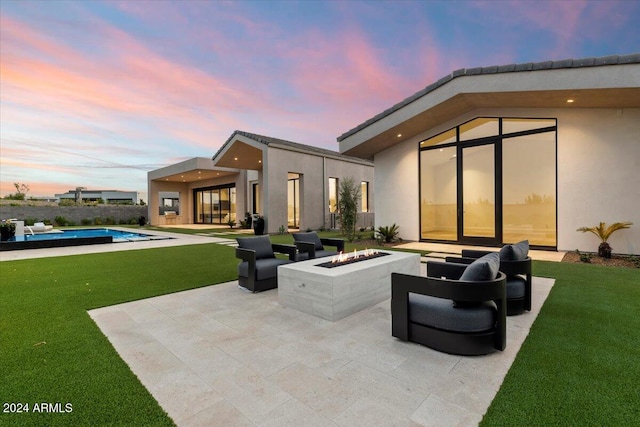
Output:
[1,0,639,200]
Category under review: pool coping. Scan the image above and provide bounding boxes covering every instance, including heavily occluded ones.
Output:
[0,227,233,261]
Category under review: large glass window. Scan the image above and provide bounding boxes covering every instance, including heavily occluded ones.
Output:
[420,147,457,241]
[329,178,338,213]
[252,183,260,214]
[194,185,236,224]
[503,131,556,246]
[459,118,499,141]
[419,117,556,247]
[288,173,300,228]
[360,181,369,212]
[462,144,495,238]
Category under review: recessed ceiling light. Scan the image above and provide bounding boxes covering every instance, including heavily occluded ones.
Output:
[566,99,574,103]
[397,133,402,138]
[258,160,262,163]
[234,157,238,160]
[198,171,201,174]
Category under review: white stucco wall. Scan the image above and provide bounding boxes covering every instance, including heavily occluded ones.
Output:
[265,147,374,233]
[373,107,640,254]
[557,108,640,254]
[374,139,420,241]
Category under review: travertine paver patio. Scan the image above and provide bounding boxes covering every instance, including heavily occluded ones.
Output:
[89,265,554,427]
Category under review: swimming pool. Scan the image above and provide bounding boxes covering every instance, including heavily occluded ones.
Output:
[1,228,171,251]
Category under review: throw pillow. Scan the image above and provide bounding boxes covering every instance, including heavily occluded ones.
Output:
[459,252,500,282]
[499,240,529,261]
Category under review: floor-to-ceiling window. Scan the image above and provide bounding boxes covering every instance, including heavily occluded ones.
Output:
[360,181,369,212]
[419,117,556,248]
[252,182,260,214]
[288,173,300,229]
[194,184,236,224]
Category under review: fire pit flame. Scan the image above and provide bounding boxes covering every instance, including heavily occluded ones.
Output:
[330,248,380,264]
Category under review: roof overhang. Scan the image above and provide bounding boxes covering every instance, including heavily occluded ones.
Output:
[148,157,239,183]
[212,133,264,170]
[338,62,640,159]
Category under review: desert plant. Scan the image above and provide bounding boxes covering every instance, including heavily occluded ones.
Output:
[576,249,592,263]
[376,224,400,243]
[227,219,236,229]
[577,221,633,258]
[337,177,360,242]
[279,225,286,234]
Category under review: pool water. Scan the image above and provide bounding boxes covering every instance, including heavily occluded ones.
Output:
[9,228,164,243]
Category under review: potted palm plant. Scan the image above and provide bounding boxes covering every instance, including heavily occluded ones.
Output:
[577,221,633,258]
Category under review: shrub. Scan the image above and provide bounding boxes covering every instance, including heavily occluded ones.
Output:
[337,177,361,242]
[104,216,116,225]
[227,219,236,229]
[376,224,400,243]
[58,199,76,206]
[24,218,38,226]
[54,216,68,226]
[94,217,103,225]
[576,249,592,263]
[81,218,92,226]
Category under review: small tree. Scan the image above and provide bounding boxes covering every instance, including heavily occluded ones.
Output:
[577,221,633,258]
[5,183,29,200]
[337,177,360,242]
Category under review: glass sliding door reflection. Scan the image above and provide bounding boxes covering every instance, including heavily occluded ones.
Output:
[219,188,230,224]
[462,144,495,239]
[420,148,457,240]
[503,131,556,246]
[288,175,300,228]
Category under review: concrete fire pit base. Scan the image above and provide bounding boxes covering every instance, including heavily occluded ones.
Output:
[278,250,420,321]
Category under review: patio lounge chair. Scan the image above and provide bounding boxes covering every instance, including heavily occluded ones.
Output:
[292,232,345,261]
[235,236,297,292]
[31,222,53,233]
[391,253,507,356]
[445,240,532,316]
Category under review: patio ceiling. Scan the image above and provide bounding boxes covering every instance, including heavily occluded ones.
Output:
[155,169,237,183]
[341,87,640,159]
[213,140,263,170]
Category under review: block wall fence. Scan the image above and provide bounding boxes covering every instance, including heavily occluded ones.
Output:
[0,204,148,226]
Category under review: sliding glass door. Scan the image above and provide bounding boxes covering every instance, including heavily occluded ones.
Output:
[461,143,496,243]
[194,185,236,224]
[419,117,557,248]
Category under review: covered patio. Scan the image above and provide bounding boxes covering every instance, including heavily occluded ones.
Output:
[90,268,554,425]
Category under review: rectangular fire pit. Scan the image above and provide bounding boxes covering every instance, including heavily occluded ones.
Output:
[278,250,420,321]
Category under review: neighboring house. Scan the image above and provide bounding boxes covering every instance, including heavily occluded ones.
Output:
[55,189,140,204]
[148,131,374,233]
[338,54,640,254]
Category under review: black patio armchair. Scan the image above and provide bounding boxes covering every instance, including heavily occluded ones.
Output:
[291,231,345,261]
[235,236,297,292]
[445,240,532,316]
[391,253,507,356]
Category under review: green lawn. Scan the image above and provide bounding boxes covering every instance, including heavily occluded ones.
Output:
[1,238,638,426]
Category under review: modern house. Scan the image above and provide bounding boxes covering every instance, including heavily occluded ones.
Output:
[55,189,140,204]
[338,54,640,254]
[148,131,374,233]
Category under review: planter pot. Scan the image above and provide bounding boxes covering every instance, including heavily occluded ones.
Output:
[1,226,16,241]
[253,218,265,235]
